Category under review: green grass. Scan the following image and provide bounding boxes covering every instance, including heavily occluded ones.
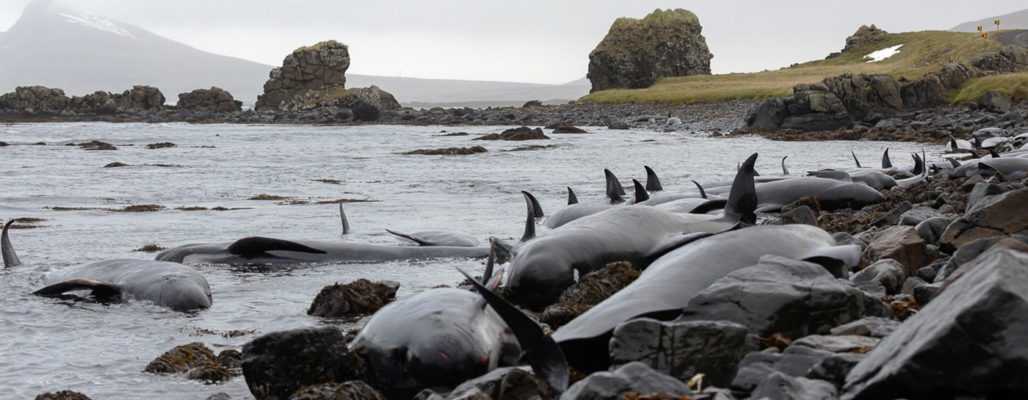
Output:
[951,72,1028,104]
[582,31,1001,104]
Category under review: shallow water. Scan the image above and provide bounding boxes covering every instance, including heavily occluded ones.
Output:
[0,123,940,399]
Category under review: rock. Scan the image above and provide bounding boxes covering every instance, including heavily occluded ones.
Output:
[178,87,243,113]
[965,182,1007,213]
[679,256,887,339]
[68,91,118,114]
[404,146,488,156]
[475,127,549,141]
[914,217,951,244]
[146,142,177,150]
[34,391,92,400]
[940,187,1028,250]
[842,248,1028,399]
[609,319,756,387]
[841,25,888,54]
[607,121,630,130]
[144,342,218,374]
[938,237,1028,284]
[103,162,129,168]
[522,100,543,108]
[307,279,399,318]
[0,86,69,113]
[829,317,899,338]
[446,367,551,400]
[850,259,906,295]
[808,353,866,387]
[345,86,401,112]
[287,381,384,400]
[822,74,903,121]
[898,207,942,226]
[781,205,818,226]
[115,85,165,112]
[256,41,350,111]
[791,335,879,354]
[780,84,853,131]
[552,125,589,134]
[731,346,834,394]
[750,372,837,400]
[241,327,366,400]
[587,9,712,92]
[187,364,237,384]
[978,90,1013,113]
[541,262,639,328]
[561,362,692,400]
[863,226,930,274]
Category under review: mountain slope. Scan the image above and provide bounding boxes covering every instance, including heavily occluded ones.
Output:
[952,9,1028,32]
[0,0,588,106]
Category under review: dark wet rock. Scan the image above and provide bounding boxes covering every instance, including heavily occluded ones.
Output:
[77,140,117,151]
[850,259,905,296]
[242,327,366,400]
[792,335,879,354]
[609,319,756,387]
[780,205,819,226]
[829,317,899,339]
[914,217,952,244]
[307,279,399,319]
[679,256,887,339]
[552,125,589,134]
[607,120,630,130]
[898,207,943,226]
[940,187,1028,250]
[505,144,558,152]
[178,87,243,113]
[116,85,166,112]
[475,127,549,141]
[256,41,350,111]
[0,141,7,146]
[68,91,118,114]
[541,262,639,328]
[146,142,177,150]
[445,367,551,400]
[217,349,243,370]
[144,342,218,374]
[965,182,1007,213]
[34,391,92,400]
[103,162,129,168]
[978,90,1012,113]
[562,362,693,400]
[808,353,866,387]
[937,237,1028,284]
[133,244,167,253]
[404,146,488,156]
[842,247,1028,399]
[187,364,236,384]
[287,381,384,400]
[731,346,834,394]
[842,25,888,54]
[863,226,931,275]
[587,9,712,92]
[522,100,543,108]
[751,372,837,400]
[0,86,69,113]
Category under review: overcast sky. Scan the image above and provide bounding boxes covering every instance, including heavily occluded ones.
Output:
[0,0,1023,84]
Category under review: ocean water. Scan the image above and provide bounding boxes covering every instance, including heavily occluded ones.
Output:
[0,123,941,399]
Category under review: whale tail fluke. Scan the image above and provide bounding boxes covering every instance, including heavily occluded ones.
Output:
[644,166,663,192]
[227,237,327,259]
[457,268,569,393]
[520,192,538,242]
[632,179,649,203]
[604,169,625,203]
[567,187,578,205]
[2,220,22,268]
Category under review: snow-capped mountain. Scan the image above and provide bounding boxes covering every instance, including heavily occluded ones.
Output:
[0,0,588,106]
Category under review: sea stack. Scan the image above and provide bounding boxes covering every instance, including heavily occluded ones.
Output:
[587,8,713,92]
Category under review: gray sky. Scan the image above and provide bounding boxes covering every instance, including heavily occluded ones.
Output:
[0,0,1023,84]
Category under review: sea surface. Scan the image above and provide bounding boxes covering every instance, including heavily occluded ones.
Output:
[0,123,941,399]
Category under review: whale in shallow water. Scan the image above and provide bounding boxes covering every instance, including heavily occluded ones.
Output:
[2,221,211,312]
[553,224,860,371]
[544,169,627,229]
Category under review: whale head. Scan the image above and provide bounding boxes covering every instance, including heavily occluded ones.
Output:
[156,275,212,312]
[504,246,575,310]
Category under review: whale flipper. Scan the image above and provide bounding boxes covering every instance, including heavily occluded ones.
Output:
[227,237,327,259]
[524,191,544,218]
[520,192,537,242]
[604,169,625,203]
[339,204,351,235]
[457,268,569,393]
[851,151,863,168]
[688,199,727,215]
[385,230,434,246]
[567,187,578,205]
[34,278,123,302]
[644,166,663,192]
[882,148,893,169]
[632,179,649,203]
[2,220,22,268]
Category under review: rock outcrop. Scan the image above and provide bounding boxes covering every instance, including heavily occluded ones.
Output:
[0,86,70,114]
[841,25,888,55]
[178,87,243,113]
[255,41,351,111]
[116,85,166,112]
[307,279,399,319]
[588,9,712,92]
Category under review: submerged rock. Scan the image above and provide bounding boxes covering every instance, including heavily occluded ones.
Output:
[144,342,240,384]
[403,146,488,156]
[552,125,589,134]
[843,248,1028,399]
[146,142,177,150]
[475,127,549,141]
[242,327,366,400]
[307,279,399,319]
[77,140,117,151]
[562,362,692,400]
[34,392,92,400]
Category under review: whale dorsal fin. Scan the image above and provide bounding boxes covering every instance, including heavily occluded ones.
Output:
[632,179,649,203]
[34,278,122,302]
[882,148,893,169]
[567,187,578,205]
[989,147,1000,158]
[781,156,790,176]
[910,153,924,176]
[457,268,569,393]
[978,162,1007,182]
[688,199,727,215]
[949,136,958,152]
[851,150,863,168]
[604,169,625,203]
[227,237,327,259]
[644,166,663,192]
[520,192,537,242]
[691,180,707,199]
[722,153,759,224]
[2,220,22,268]
[339,204,351,235]
[523,191,544,218]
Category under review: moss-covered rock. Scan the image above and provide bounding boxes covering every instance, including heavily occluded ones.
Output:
[588,9,712,92]
[307,279,399,319]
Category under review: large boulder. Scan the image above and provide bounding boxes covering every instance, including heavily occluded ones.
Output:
[68,91,118,115]
[843,248,1028,399]
[822,73,903,121]
[0,86,69,113]
[842,25,888,53]
[287,381,384,400]
[679,256,887,339]
[587,9,712,92]
[307,279,399,319]
[241,327,366,400]
[178,87,243,113]
[256,41,351,111]
[863,226,931,275]
[439,367,551,400]
[779,84,853,131]
[562,362,693,400]
[345,86,401,112]
[940,187,1028,250]
[114,85,165,112]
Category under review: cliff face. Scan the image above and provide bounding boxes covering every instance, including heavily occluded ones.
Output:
[255,41,351,111]
[587,9,713,93]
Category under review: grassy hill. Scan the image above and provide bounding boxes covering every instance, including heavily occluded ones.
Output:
[581,31,1002,104]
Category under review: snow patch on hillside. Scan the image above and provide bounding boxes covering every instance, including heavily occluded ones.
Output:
[865,44,903,63]
[60,13,134,38]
